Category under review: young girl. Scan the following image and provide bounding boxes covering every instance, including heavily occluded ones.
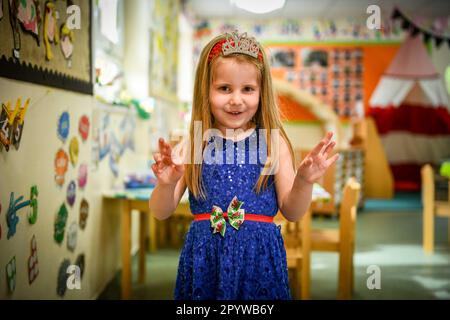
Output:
[149,31,339,300]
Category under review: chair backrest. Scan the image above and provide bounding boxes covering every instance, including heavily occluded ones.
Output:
[421,164,434,208]
[339,177,361,246]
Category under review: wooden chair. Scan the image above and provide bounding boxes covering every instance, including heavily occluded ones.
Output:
[278,210,311,300]
[310,177,361,300]
[421,164,450,253]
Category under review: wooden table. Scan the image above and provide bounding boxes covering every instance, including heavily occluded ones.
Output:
[103,188,190,299]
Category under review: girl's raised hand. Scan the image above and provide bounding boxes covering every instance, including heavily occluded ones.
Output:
[296,132,339,185]
[151,138,185,186]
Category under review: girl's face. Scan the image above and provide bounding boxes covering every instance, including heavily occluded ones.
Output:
[209,57,260,133]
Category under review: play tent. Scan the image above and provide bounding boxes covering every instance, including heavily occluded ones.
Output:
[369,35,450,191]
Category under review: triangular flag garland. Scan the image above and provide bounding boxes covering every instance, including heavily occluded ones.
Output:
[391,7,450,49]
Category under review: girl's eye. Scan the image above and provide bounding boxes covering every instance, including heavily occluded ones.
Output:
[218,86,230,92]
[244,86,255,92]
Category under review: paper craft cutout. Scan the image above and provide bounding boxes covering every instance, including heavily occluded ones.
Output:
[75,254,85,279]
[69,136,79,166]
[99,113,110,160]
[9,0,41,58]
[28,185,38,224]
[79,198,88,230]
[54,148,69,186]
[57,259,70,297]
[0,98,30,151]
[28,235,39,284]
[66,180,76,207]
[78,115,90,141]
[78,163,87,189]
[6,256,16,293]
[7,191,31,239]
[11,98,29,150]
[57,112,70,142]
[109,152,119,177]
[60,22,74,60]
[54,203,68,244]
[43,1,59,60]
[67,222,77,252]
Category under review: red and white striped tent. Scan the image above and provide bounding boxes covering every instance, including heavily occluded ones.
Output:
[369,35,450,191]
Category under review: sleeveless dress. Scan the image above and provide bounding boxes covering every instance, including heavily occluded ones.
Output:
[174,128,291,300]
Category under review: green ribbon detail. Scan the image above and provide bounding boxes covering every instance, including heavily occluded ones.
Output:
[210,196,245,237]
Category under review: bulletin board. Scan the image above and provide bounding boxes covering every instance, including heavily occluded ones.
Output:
[268,43,400,121]
[0,0,93,94]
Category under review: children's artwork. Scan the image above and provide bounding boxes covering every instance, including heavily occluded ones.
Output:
[69,136,79,166]
[78,163,87,189]
[54,203,68,244]
[28,235,39,284]
[28,185,38,224]
[43,1,59,60]
[67,222,77,252]
[98,113,110,161]
[0,1,93,94]
[79,198,88,230]
[91,127,99,169]
[149,0,180,101]
[57,259,70,297]
[269,44,364,119]
[57,112,70,142]
[270,48,296,68]
[0,98,30,151]
[109,153,119,177]
[10,0,41,49]
[59,22,74,64]
[6,257,16,293]
[66,181,76,207]
[75,254,85,279]
[78,115,90,142]
[7,191,31,239]
[54,148,69,186]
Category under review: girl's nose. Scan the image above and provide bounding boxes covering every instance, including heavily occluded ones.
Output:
[230,93,243,105]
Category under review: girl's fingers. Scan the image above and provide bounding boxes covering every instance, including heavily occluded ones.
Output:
[151,163,160,176]
[310,140,325,156]
[326,153,340,167]
[162,155,173,166]
[153,152,161,162]
[323,141,336,157]
[319,132,333,155]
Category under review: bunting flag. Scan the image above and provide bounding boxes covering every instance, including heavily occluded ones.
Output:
[391,7,450,49]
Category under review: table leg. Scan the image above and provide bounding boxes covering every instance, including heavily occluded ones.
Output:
[148,212,157,253]
[121,200,131,299]
[138,211,147,284]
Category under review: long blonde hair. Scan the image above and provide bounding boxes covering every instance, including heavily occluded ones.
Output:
[186,33,295,199]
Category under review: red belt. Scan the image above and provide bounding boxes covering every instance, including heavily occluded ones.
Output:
[194,213,274,223]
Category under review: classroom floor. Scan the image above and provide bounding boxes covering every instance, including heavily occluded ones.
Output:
[98,192,450,300]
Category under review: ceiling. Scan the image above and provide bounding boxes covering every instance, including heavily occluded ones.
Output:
[185,0,450,20]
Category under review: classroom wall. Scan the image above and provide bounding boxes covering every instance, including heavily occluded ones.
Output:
[0,80,181,300]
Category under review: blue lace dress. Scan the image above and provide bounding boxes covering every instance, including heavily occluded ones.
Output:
[174,128,291,300]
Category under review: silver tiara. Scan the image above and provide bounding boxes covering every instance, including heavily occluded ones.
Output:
[222,30,260,59]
